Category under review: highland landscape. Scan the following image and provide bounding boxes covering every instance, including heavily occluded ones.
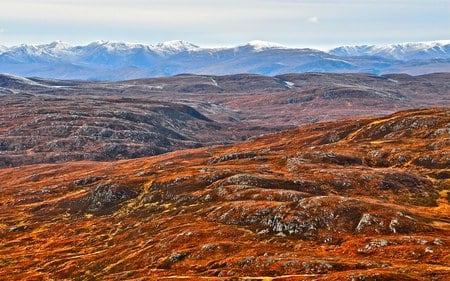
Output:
[0,69,449,280]
[0,72,449,167]
[0,107,449,280]
[1,1,450,279]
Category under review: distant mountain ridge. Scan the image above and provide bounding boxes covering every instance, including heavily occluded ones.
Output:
[0,40,449,80]
[330,40,450,60]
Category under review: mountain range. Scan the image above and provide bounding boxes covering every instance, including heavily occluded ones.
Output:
[0,40,449,80]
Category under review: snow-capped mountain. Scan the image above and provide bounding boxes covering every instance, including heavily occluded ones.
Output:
[153,40,200,54]
[0,45,8,53]
[330,40,450,60]
[0,40,448,80]
[237,40,287,51]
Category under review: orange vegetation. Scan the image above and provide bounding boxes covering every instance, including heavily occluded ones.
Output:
[0,107,449,280]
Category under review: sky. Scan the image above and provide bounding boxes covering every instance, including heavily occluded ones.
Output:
[0,0,449,49]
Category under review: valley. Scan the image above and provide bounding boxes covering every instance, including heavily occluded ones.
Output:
[1,72,449,167]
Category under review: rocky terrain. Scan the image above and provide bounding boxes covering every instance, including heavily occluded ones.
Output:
[0,93,275,167]
[0,107,449,280]
[0,72,449,167]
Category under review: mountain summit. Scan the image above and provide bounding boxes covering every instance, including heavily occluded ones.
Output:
[0,40,449,80]
[240,40,287,51]
[330,40,450,60]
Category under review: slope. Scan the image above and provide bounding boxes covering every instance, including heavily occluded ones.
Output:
[1,72,449,168]
[0,107,449,280]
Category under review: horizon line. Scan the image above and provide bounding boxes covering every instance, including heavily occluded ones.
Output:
[1,39,450,52]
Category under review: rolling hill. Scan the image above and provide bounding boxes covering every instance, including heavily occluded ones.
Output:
[0,108,449,280]
[0,72,449,167]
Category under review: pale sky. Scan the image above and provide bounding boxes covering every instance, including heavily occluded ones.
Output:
[0,0,449,49]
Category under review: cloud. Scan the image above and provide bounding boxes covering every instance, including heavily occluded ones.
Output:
[0,0,448,46]
[307,16,320,24]
[0,28,4,33]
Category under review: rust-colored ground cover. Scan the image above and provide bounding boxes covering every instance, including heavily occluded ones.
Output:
[0,108,449,280]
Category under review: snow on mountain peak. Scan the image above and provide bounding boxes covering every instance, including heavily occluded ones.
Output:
[87,40,147,52]
[0,39,449,80]
[153,40,200,54]
[46,40,71,48]
[330,40,450,60]
[41,41,72,54]
[90,40,110,45]
[243,40,286,51]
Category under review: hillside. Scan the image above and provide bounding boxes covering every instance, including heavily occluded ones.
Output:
[0,108,449,280]
[1,72,449,167]
[0,93,273,167]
